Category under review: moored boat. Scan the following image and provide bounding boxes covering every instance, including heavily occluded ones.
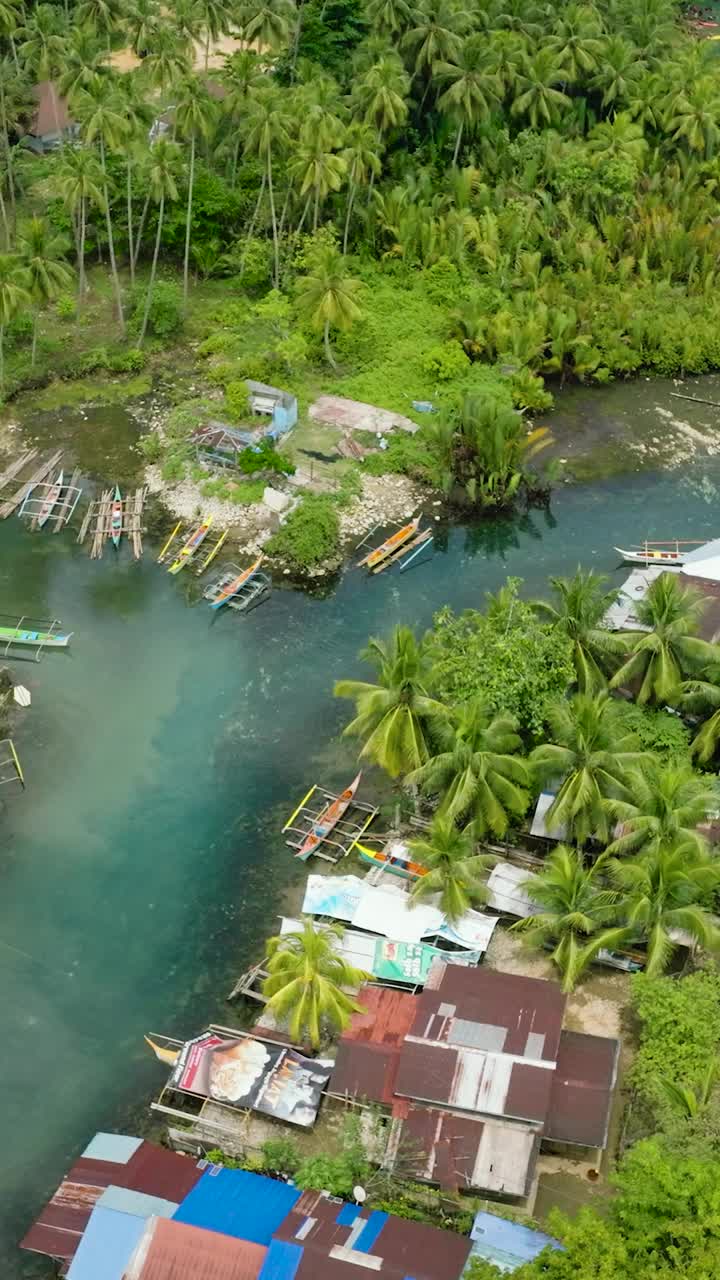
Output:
[168,517,213,574]
[110,485,122,548]
[0,624,72,648]
[358,517,420,569]
[615,541,698,566]
[355,839,427,880]
[36,471,63,529]
[295,772,362,861]
[210,556,262,609]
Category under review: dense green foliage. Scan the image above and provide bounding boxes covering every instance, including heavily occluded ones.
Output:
[630,969,720,1108]
[426,580,575,735]
[265,493,341,569]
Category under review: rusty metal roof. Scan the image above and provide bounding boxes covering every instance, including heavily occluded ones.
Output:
[328,987,418,1103]
[124,1217,267,1280]
[401,1105,537,1198]
[412,965,565,1061]
[545,1030,620,1148]
[20,1141,203,1265]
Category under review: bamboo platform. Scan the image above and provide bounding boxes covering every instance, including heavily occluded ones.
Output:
[78,487,148,558]
[227,958,270,1003]
[0,449,38,490]
[0,450,63,519]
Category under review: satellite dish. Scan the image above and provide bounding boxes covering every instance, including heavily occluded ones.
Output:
[353,1186,366,1204]
[13,685,31,707]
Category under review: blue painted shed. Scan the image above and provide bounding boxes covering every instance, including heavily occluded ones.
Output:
[66,1206,146,1280]
[173,1168,301,1245]
[469,1213,562,1274]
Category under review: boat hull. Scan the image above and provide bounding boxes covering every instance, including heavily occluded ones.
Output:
[37,472,63,529]
[0,626,71,648]
[110,486,122,548]
[168,519,213,574]
[358,518,420,569]
[210,557,262,609]
[356,844,426,880]
[615,546,687,566]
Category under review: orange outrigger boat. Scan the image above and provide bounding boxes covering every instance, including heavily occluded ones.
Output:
[295,773,362,861]
[358,517,420,570]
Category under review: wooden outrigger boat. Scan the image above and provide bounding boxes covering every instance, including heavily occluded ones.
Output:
[358,517,420,569]
[295,772,362,861]
[110,485,122,548]
[0,623,72,648]
[168,517,213,575]
[355,839,428,881]
[371,528,432,575]
[36,471,63,529]
[144,1035,179,1066]
[614,540,704,567]
[210,556,262,610]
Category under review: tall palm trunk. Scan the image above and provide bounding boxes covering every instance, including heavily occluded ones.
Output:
[0,78,15,230]
[183,131,196,307]
[343,180,357,256]
[267,148,279,289]
[0,182,9,249]
[205,30,211,71]
[127,158,135,285]
[0,322,4,396]
[31,308,40,366]
[99,136,125,332]
[239,171,266,277]
[76,196,86,324]
[323,317,336,369]
[452,120,464,165]
[139,193,164,346]
[133,192,151,269]
[313,181,320,231]
[290,5,304,79]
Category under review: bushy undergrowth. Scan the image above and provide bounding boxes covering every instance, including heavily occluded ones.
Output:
[265,494,341,571]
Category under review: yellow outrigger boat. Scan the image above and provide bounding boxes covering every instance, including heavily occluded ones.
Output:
[168,517,213,575]
[358,517,420,569]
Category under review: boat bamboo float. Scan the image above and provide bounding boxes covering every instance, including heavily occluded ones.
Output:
[195,529,228,575]
[371,528,432,574]
[157,521,182,564]
[357,517,420,569]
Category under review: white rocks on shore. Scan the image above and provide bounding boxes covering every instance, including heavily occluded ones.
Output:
[339,473,428,542]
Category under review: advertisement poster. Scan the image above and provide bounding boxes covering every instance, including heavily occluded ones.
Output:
[170,1032,332,1127]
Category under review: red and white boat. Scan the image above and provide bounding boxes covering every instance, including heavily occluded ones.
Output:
[295,773,362,861]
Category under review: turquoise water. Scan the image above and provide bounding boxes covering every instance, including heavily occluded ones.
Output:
[2,399,720,1273]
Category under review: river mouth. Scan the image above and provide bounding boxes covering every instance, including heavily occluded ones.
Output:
[2,378,720,1275]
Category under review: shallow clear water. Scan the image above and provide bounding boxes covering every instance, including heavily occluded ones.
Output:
[2,391,720,1274]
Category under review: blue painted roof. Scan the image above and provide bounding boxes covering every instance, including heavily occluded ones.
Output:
[97,1185,178,1219]
[173,1168,301,1245]
[81,1133,143,1163]
[258,1239,303,1280]
[336,1203,360,1226]
[469,1213,562,1274]
[66,1206,145,1280]
[356,1211,388,1253]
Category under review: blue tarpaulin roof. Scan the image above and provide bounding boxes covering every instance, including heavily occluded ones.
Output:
[336,1204,360,1226]
[356,1211,389,1253]
[173,1169,301,1245]
[258,1239,303,1280]
[66,1206,145,1280]
[469,1213,562,1274]
[81,1133,143,1163]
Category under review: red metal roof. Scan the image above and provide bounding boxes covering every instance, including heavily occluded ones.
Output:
[329,987,418,1103]
[341,986,418,1047]
[19,1142,203,1265]
[123,1217,267,1280]
[545,1030,619,1148]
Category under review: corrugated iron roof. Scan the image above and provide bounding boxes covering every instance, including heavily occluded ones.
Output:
[469,1211,561,1273]
[545,1030,619,1148]
[328,987,418,1103]
[66,1205,145,1280]
[97,1187,178,1219]
[337,985,418,1048]
[124,1217,267,1280]
[173,1169,300,1245]
[486,863,538,919]
[401,1106,537,1198]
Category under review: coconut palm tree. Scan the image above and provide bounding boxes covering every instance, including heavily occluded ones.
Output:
[262,917,369,1047]
[0,0,23,68]
[531,693,647,846]
[17,218,73,365]
[668,87,720,161]
[242,0,294,54]
[138,138,182,345]
[604,762,718,862]
[244,87,290,288]
[0,251,30,396]
[73,78,128,331]
[142,26,192,97]
[406,699,530,838]
[54,146,104,322]
[532,568,624,694]
[0,56,32,234]
[334,624,447,777]
[408,816,494,924]
[126,0,160,57]
[223,51,265,187]
[610,846,720,977]
[196,0,233,69]
[402,0,471,88]
[437,36,501,165]
[290,137,346,232]
[355,56,410,135]
[610,573,720,705]
[511,48,570,129]
[681,668,720,765]
[340,123,381,255]
[365,0,413,38]
[657,1061,720,1119]
[591,33,642,109]
[296,244,362,369]
[174,77,217,306]
[116,74,152,285]
[545,3,604,85]
[587,113,648,168]
[511,845,626,992]
[57,28,106,100]
[75,0,123,54]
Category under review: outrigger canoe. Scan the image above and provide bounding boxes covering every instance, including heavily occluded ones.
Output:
[615,543,689,566]
[0,624,72,648]
[355,839,427,881]
[295,772,362,861]
[358,517,420,569]
[110,485,122,548]
[36,470,63,529]
[210,556,262,610]
[168,517,213,575]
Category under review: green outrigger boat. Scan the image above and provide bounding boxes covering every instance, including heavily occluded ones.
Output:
[0,624,72,649]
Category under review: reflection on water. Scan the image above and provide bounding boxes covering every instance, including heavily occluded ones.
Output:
[3,391,720,1273]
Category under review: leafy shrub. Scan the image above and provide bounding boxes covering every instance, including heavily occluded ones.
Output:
[630,971,720,1108]
[108,347,146,374]
[56,293,75,320]
[225,379,250,419]
[615,704,691,764]
[129,281,183,340]
[261,1137,301,1176]
[361,429,442,484]
[237,438,295,477]
[162,454,187,482]
[138,432,162,461]
[265,494,340,572]
[421,341,471,383]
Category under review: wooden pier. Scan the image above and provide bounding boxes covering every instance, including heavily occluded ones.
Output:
[282,782,378,863]
[0,449,38,490]
[0,449,63,520]
[227,958,270,1003]
[78,486,148,558]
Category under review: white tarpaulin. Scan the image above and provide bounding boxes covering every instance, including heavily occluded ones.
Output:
[302,876,498,954]
[486,862,539,919]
